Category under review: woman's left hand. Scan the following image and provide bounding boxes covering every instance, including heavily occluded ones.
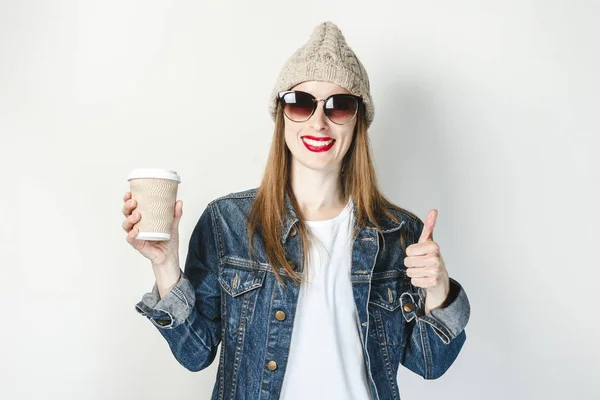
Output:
[404,209,450,314]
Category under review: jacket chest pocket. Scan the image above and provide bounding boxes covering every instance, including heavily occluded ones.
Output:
[368,276,411,347]
[218,265,267,337]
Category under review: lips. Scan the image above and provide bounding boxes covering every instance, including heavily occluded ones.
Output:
[301,135,335,153]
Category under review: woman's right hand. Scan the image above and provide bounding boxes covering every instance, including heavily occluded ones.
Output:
[122,191,184,268]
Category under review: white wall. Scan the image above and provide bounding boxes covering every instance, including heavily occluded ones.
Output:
[2,1,598,399]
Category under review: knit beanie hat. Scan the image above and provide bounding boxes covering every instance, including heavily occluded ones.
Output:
[268,21,375,128]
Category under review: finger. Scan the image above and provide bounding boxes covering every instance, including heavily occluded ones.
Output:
[410,276,437,288]
[122,211,141,232]
[405,241,440,257]
[404,254,438,268]
[125,226,151,252]
[122,198,137,217]
[171,200,183,232]
[406,265,439,278]
[123,191,131,202]
[125,226,143,248]
[418,209,438,243]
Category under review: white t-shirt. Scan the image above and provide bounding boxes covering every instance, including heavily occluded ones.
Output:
[279,195,372,400]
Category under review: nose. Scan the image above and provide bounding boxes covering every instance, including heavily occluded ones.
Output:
[311,99,328,130]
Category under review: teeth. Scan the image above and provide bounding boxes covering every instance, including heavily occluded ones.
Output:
[303,138,334,147]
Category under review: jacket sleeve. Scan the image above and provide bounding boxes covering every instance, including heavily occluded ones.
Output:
[134,202,222,372]
[398,216,470,379]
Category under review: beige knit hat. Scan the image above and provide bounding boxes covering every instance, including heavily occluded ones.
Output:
[268,21,375,128]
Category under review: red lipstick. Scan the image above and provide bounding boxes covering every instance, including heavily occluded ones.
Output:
[301,136,335,153]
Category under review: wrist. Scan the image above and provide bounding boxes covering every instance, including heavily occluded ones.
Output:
[424,284,450,313]
[152,264,182,299]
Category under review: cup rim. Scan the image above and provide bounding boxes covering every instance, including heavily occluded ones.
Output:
[127,168,181,183]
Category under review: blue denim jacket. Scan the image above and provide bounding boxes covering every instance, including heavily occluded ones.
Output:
[135,187,470,400]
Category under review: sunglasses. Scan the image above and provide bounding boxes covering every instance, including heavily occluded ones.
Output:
[277,90,362,125]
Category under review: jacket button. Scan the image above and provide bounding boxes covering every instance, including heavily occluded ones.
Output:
[403,303,414,313]
[267,360,277,371]
[286,260,296,270]
[275,311,286,321]
[289,225,297,237]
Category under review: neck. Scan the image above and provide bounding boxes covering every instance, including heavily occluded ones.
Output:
[289,159,347,221]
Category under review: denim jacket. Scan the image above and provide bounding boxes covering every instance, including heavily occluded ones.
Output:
[135,188,470,400]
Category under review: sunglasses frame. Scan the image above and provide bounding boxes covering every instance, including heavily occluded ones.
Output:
[277,90,363,125]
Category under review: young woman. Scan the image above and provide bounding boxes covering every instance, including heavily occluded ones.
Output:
[122,21,470,400]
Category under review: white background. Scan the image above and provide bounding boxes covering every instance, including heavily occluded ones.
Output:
[1,1,598,399]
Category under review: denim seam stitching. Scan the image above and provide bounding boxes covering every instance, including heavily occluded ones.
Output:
[374,308,400,400]
[229,293,251,400]
[275,281,299,399]
[210,202,225,259]
[420,315,451,344]
[258,284,277,398]
[363,229,381,400]
[218,288,226,400]
[213,191,257,201]
[371,270,402,280]
[218,270,266,297]
[380,219,406,234]
[418,318,434,379]
[171,286,190,310]
[418,319,429,378]
[221,256,271,270]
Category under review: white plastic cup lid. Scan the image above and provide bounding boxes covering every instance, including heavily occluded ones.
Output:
[127,168,181,183]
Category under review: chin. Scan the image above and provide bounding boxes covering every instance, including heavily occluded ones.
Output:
[300,159,337,173]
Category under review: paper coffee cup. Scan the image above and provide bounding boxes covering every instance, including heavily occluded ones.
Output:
[126,168,181,241]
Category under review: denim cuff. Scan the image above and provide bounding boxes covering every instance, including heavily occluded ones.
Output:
[134,269,196,329]
[418,277,470,344]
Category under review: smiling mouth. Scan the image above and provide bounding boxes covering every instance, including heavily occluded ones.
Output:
[301,136,336,152]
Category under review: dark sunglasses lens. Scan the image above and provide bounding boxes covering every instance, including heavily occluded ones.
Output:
[325,95,358,124]
[281,91,314,121]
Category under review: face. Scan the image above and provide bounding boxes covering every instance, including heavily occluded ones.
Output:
[282,81,358,174]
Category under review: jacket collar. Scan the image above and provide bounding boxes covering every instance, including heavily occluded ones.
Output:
[281,190,407,244]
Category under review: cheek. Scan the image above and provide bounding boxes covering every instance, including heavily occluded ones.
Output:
[335,128,356,154]
[283,126,298,147]
[337,141,353,160]
[283,125,304,155]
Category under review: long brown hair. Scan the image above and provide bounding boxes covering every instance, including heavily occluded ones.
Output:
[247,101,419,286]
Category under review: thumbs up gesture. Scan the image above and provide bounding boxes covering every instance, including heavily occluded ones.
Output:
[404,209,451,314]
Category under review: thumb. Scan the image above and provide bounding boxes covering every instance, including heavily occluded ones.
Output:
[418,208,438,243]
[171,200,183,233]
